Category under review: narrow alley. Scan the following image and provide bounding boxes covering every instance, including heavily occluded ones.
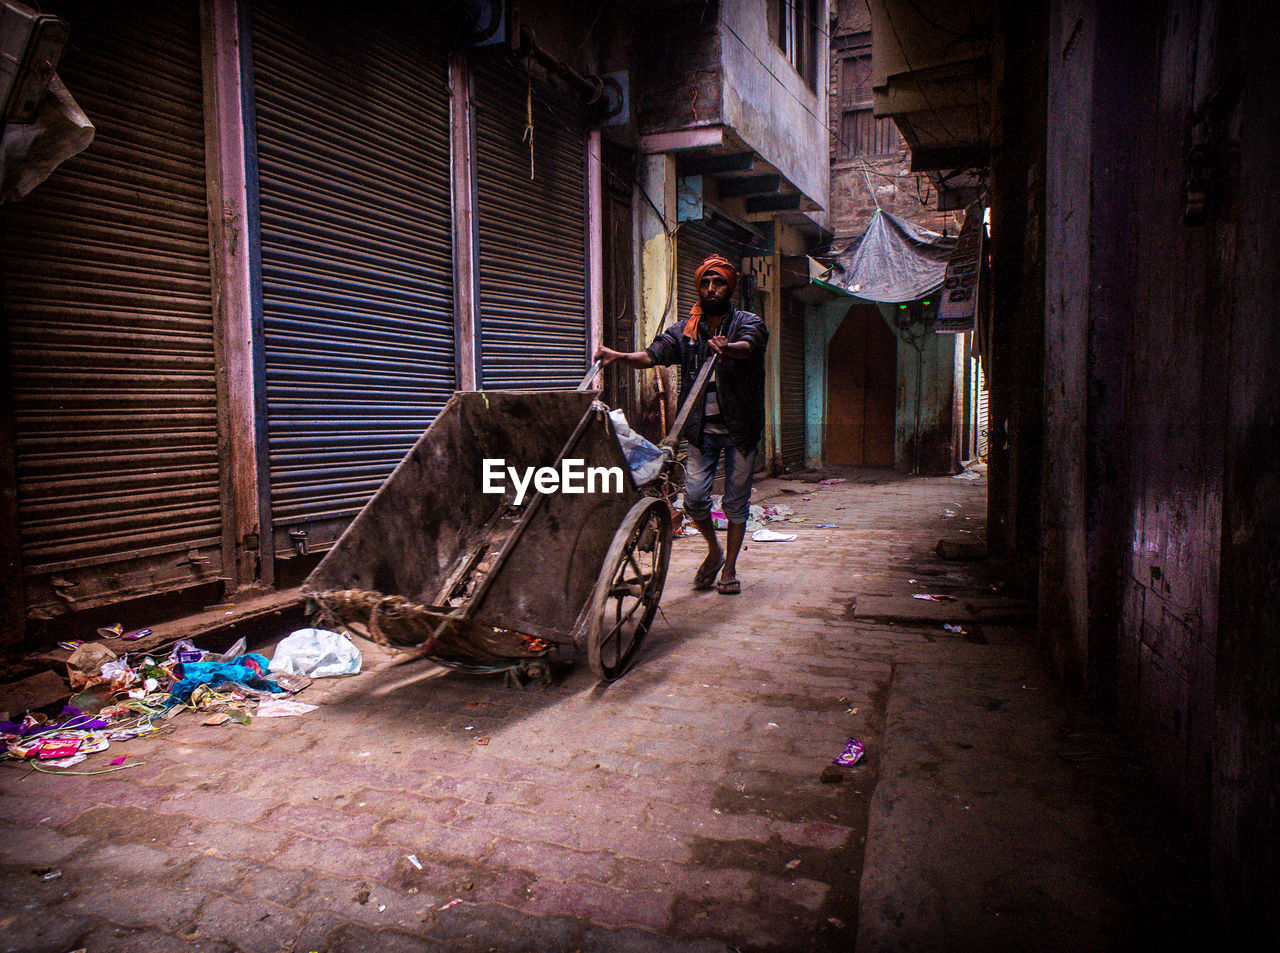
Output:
[1,0,1277,948]
[0,472,1206,952]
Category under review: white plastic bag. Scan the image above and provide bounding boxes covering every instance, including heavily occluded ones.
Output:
[608,408,665,486]
[268,628,361,678]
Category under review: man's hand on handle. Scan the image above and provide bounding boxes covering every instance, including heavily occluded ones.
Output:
[593,345,654,369]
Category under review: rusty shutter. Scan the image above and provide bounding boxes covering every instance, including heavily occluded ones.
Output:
[780,295,807,469]
[473,52,587,388]
[676,217,749,323]
[248,0,455,556]
[0,0,222,619]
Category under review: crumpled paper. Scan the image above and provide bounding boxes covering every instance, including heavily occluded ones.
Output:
[66,643,118,691]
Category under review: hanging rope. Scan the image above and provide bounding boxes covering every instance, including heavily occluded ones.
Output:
[523,61,535,180]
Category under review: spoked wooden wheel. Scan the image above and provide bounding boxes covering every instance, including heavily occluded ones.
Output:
[587,497,672,680]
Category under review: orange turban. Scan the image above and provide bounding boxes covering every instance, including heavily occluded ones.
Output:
[683,255,739,338]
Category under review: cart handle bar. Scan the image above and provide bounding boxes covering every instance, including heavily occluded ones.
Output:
[576,358,604,392]
[660,353,719,450]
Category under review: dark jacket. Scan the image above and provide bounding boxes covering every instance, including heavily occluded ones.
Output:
[644,308,768,453]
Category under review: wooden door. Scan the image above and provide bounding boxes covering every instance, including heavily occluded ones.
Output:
[827,304,896,466]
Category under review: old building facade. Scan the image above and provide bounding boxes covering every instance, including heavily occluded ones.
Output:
[0,0,831,644]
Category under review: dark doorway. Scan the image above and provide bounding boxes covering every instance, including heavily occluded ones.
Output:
[827,304,896,466]
[602,142,635,417]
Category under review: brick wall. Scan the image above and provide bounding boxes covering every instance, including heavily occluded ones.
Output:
[636,1,723,134]
[828,2,951,240]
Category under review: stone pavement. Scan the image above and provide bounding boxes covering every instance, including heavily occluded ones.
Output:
[0,469,1206,953]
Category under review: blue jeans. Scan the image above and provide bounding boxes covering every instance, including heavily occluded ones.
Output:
[684,432,758,524]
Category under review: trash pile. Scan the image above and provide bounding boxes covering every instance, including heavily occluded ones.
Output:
[670,494,798,535]
[2,627,360,773]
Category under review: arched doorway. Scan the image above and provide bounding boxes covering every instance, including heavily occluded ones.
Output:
[827,304,897,466]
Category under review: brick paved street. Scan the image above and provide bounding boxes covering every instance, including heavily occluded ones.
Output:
[0,471,1203,952]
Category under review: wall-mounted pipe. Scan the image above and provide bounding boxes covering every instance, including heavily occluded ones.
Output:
[511,23,627,126]
[513,24,603,103]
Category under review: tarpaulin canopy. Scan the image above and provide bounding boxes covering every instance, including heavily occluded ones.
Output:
[824,209,957,304]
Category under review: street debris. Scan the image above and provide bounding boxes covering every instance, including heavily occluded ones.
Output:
[254,698,318,718]
[406,854,423,870]
[819,478,848,484]
[913,593,958,602]
[833,738,866,767]
[3,628,357,774]
[439,898,463,911]
[751,529,797,542]
[784,858,801,870]
[943,623,966,634]
[268,628,362,677]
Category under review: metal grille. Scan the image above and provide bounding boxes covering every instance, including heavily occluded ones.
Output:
[250,0,455,548]
[0,1,220,578]
[779,296,807,469]
[676,218,748,325]
[473,53,587,389]
[976,358,989,460]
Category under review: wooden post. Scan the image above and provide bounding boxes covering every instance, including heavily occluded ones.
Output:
[449,51,480,391]
[200,0,269,592]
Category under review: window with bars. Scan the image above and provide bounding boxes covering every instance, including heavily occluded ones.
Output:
[837,43,900,158]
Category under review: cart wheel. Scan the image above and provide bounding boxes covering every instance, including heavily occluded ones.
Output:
[587,497,672,680]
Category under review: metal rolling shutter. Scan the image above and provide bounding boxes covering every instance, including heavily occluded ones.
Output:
[250,1,455,554]
[0,1,221,616]
[779,296,807,469]
[676,217,748,323]
[473,53,587,389]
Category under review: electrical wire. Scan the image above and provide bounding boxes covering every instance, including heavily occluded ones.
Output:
[497,45,682,328]
[717,13,929,189]
[869,0,970,149]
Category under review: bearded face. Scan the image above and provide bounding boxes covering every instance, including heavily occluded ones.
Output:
[699,272,732,316]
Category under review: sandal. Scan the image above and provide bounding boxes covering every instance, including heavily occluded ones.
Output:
[694,555,725,590]
[716,579,741,595]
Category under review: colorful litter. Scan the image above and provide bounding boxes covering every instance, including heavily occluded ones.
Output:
[833,738,866,767]
[3,627,362,773]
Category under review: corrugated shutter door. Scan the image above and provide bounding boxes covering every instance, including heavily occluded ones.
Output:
[676,218,748,324]
[250,1,455,553]
[780,296,807,469]
[0,0,222,615]
[473,53,586,388]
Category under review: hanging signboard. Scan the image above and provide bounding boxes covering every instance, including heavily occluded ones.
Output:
[936,207,983,333]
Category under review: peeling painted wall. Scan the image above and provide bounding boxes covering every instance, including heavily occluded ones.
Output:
[893,323,957,475]
[1035,0,1280,937]
[805,298,957,472]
